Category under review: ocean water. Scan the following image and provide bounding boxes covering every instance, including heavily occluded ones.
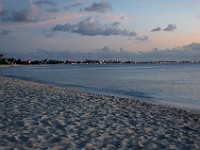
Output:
[0,63,200,110]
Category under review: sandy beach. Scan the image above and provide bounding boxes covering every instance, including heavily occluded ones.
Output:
[0,76,200,149]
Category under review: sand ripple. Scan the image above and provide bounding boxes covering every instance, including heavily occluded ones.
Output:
[0,77,200,149]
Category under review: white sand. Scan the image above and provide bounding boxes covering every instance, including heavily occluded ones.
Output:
[0,76,200,149]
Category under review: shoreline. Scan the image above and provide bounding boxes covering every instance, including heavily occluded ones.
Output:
[2,74,200,113]
[0,76,200,149]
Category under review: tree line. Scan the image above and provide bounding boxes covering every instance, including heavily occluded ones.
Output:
[1,53,199,65]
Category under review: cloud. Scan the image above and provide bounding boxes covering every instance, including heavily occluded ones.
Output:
[183,43,200,51]
[151,24,177,32]
[52,17,138,37]
[3,47,134,61]
[140,43,200,61]
[120,16,125,20]
[0,30,11,36]
[83,1,112,13]
[34,0,57,6]
[64,0,85,10]
[95,46,110,52]
[163,24,177,31]
[3,43,200,61]
[0,3,3,14]
[1,1,39,22]
[135,35,148,41]
[151,27,161,32]
[46,7,60,12]
[0,12,85,29]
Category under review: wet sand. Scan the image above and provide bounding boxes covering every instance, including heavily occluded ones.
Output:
[0,76,200,149]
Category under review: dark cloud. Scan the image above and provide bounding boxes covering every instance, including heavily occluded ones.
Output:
[151,27,161,32]
[34,0,57,7]
[3,43,200,61]
[3,47,134,61]
[110,21,121,27]
[64,0,84,10]
[0,3,2,14]
[140,43,200,61]
[183,43,200,51]
[151,24,177,32]
[0,30,11,36]
[163,24,177,31]
[83,1,112,13]
[135,35,148,41]
[53,23,72,32]
[0,1,38,22]
[46,7,60,12]
[95,46,110,52]
[120,16,125,20]
[52,17,138,37]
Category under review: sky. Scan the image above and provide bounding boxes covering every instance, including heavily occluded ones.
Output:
[0,0,200,61]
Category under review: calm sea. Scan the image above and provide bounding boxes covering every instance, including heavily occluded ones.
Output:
[1,63,200,110]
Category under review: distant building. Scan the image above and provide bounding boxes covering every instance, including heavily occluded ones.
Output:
[0,54,6,64]
[0,54,3,59]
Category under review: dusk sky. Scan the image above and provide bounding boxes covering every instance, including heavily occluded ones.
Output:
[0,0,200,60]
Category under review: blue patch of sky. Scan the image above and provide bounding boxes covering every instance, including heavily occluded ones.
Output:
[1,0,28,10]
[111,0,199,33]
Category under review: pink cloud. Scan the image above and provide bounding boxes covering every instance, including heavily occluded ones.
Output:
[0,12,86,29]
[100,13,130,24]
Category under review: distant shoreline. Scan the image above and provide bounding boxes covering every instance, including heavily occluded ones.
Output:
[1,60,200,66]
[1,55,200,66]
